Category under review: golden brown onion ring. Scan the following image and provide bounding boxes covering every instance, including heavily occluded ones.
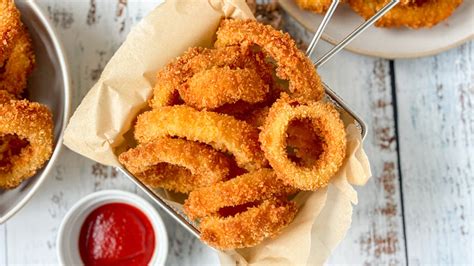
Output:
[0,99,53,189]
[184,168,296,220]
[118,137,231,192]
[179,66,269,110]
[348,0,463,28]
[295,0,333,13]
[259,94,346,190]
[200,199,298,250]
[150,46,274,109]
[0,27,35,96]
[215,19,323,101]
[134,105,267,171]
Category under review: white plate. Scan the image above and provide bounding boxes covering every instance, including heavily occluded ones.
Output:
[0,0,71,223]
[279,0,474,58]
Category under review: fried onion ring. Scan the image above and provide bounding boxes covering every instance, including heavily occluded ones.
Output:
[0,99,53,189]
[348,0,463,28]
[200,199,298,250]
[295,0,333,13]
[0,27,35,96]
[135,164,202,193]
[215,19,323,101]
[151,46,274,109]
[259,94,346,190]
[0,0,22,65]
[134,105,267,171]
[118,137,231,192]
[184,168,296,220]
[180,66,269,110]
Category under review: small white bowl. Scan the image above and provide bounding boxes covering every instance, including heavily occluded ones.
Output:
[57,190,168,266]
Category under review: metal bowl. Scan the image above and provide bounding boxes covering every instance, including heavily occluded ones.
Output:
[0,0,71,223]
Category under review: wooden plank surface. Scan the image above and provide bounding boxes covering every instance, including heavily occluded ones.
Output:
[395,42,474,265]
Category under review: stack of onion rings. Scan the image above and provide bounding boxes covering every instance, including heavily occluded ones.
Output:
[120,18,349,250]
[184,169,298,249]
[134,105,267,171]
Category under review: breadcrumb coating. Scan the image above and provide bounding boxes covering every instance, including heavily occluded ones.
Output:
[0,100,53,188]
[0,26,35,96]
[200,199,298,250]
[348,0,463,28]
[259,94,346,190]
[119,137,231,192]
[134,105,267,171]
[180,66,269,110]
[215,19,323,101]
[184,169,296,220]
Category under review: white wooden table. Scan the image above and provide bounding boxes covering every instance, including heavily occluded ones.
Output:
[1,1,472,265]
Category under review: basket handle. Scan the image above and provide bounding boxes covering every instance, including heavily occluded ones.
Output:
[305,0,400,66]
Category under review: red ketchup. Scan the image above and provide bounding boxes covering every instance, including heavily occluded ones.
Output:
[79,203,155,266]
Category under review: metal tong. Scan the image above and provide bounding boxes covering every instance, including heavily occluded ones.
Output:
[306,0,400,66]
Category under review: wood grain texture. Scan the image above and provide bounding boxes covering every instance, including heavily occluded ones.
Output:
[0,224,5,265]
[284,14,407,265]
[395,42,473,265]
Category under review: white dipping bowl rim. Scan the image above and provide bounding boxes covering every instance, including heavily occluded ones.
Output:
[57,190,168,266]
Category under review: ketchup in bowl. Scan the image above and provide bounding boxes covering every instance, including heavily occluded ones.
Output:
[78,203,155,266]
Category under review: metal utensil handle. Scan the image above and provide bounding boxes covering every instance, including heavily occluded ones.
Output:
[306,0,400,66]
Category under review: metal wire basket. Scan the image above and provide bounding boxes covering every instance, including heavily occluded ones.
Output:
[118,0,400,239]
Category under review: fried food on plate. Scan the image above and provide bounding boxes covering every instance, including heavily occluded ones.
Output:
[0,0,22,65]
[134,105,267,171]
[295,0,333,13]
[348,0,463,28]
[181,66,269,110]
[0,27,35,95]
[184,169,296,220]
[0,100,53,189]
[136,164,208,194]
[200,198,298,250]
[259,94,346,190]
[0,90,15,103]
[118,137,231,193]
[151,45,274,110]
[215,19,323,101]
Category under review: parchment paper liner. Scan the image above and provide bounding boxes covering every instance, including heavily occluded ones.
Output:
[63,1,372,265]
